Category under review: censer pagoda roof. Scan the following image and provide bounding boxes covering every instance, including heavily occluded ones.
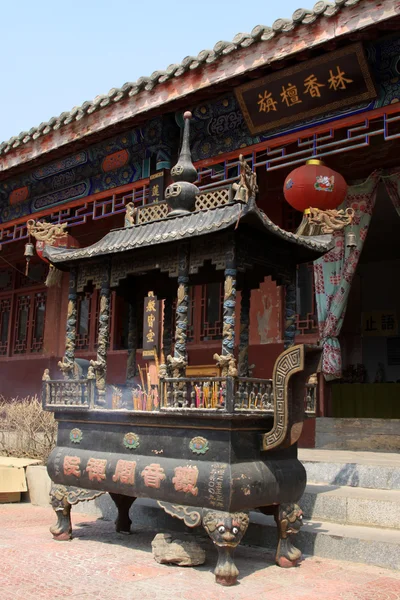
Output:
[43,200,332,266]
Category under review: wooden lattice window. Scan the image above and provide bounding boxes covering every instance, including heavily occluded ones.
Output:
[31,292,46,353]
[171,284,223,345]
[200,282,223,341]
[75,289,117,353]
[16,263,47,288]
[13,291,47,355]
[0,297,11,356]
[0,265,47,358]
[0,269,13,292]
[13,295,31,354]
[296,263,318,335]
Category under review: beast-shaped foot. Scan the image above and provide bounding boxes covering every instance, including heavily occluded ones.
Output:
[203,510,249,586]
[274,503,303,568]
[50,485,72,541]
[109,493,136,534]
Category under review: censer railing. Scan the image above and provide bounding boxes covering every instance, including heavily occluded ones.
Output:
[160,377,228,410]
[43,376,317,415]
[160,376,317,415]
[234,378,274,412]
[42,379,95,410]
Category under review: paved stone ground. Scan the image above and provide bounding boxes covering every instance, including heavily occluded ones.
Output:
[1,503,400,600]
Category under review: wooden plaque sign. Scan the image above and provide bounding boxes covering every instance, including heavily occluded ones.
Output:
[149,170,165,204]
[362,311,398,337]
[235,43,377,135]
[142,291,160,358]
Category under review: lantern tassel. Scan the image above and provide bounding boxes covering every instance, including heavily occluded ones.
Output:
[45,264,63,287]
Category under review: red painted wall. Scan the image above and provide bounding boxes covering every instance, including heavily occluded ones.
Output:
[0,356,59,399]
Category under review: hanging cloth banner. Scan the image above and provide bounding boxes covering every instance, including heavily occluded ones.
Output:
[382,170,400,217]
[313,172,380,380]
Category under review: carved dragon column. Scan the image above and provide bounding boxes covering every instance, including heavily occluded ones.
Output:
[90,265,111,406]
[58,268,78,379]
[167,245,189,405]
[214,245,238,380]
[126,299,137,384]
[238,285,250,377]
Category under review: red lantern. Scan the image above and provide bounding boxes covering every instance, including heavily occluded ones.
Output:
[283,159,347,213]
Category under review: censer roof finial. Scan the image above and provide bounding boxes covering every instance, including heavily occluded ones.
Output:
[165,111,198,216]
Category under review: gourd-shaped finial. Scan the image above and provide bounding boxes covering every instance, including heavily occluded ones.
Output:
[165,111,198,215]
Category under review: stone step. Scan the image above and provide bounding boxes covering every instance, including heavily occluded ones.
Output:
[299,449,400,490]
[315,418,400,452]
[247,512,400,571]
[301,483,400,529]
[75,497,400,571]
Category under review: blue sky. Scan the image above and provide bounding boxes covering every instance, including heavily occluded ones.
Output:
[1,0,304,143]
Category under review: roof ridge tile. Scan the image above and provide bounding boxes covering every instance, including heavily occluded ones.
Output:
[0,0,364,156]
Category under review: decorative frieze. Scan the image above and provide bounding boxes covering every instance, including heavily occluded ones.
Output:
[110,250,179,286]
[77,262,104,292]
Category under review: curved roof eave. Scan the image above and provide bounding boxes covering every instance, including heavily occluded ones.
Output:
[1,0,391,173]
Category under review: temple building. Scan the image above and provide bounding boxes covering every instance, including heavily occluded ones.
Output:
[1,0,400,449]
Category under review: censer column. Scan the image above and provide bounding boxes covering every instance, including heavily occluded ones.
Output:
[90,266,111,406]
[58,268,78,379]
[168,245,189,406]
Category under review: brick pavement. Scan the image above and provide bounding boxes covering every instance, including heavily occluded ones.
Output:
[1,503,400,600]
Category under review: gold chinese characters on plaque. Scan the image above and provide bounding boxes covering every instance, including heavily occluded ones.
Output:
[234,43,376,135]
[362,311,398,337]
[142,291,160,358]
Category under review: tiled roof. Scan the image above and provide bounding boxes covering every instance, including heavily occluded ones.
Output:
[0,0,363,158]
[43,201,332,264]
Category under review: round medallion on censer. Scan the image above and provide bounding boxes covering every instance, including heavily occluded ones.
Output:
[70,428,83,444]
[123,432,140,450]
[189,436,209,454]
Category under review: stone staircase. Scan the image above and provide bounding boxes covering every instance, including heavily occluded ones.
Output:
[73,448,400,570]
[245,449,400,571]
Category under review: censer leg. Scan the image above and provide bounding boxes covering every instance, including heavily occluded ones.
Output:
[110,493,136,534]
[202,510,249,586]
[273,503,303,568]
[50,485,72,541]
